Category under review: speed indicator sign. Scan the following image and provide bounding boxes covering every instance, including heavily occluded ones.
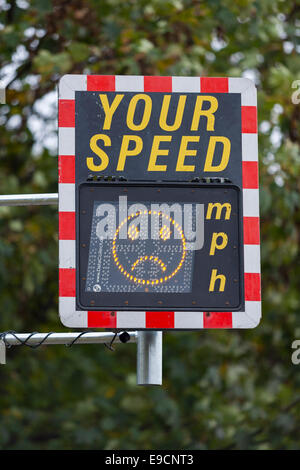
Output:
[58,74,261,329]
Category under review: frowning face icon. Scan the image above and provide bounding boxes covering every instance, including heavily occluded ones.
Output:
[112,210,187,288]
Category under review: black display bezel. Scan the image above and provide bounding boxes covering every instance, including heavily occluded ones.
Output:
[76,181,244,312]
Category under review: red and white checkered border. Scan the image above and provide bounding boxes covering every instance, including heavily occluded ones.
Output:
[58,75,261,329]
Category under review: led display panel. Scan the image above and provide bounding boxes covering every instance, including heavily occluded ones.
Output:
[77,182,244,312]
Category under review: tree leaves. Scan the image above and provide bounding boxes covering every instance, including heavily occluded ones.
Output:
[34,50,72,75]
[0,0,300,450]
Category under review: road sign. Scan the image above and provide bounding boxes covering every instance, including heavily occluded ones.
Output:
[58,75,261,329]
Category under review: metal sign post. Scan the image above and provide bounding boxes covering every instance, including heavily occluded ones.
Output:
[137,331,163,386]
[0,330,162,386]
[0,340,6,365]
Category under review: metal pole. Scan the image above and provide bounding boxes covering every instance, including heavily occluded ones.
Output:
[0,193,58,206]
[1,331,137,347]
[137,331,162,386]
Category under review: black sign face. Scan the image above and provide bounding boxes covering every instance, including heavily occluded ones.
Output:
[75,91,242,185]
[58,74,260,329]
[77,182,244,312]
[72,87,245,314]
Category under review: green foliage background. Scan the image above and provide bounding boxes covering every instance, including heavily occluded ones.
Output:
[0,0,300,450]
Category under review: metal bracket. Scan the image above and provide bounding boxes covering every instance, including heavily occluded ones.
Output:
[0,330,163,385]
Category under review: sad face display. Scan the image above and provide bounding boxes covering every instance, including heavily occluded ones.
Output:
[85,202,195,294]
[112,210,187,290]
